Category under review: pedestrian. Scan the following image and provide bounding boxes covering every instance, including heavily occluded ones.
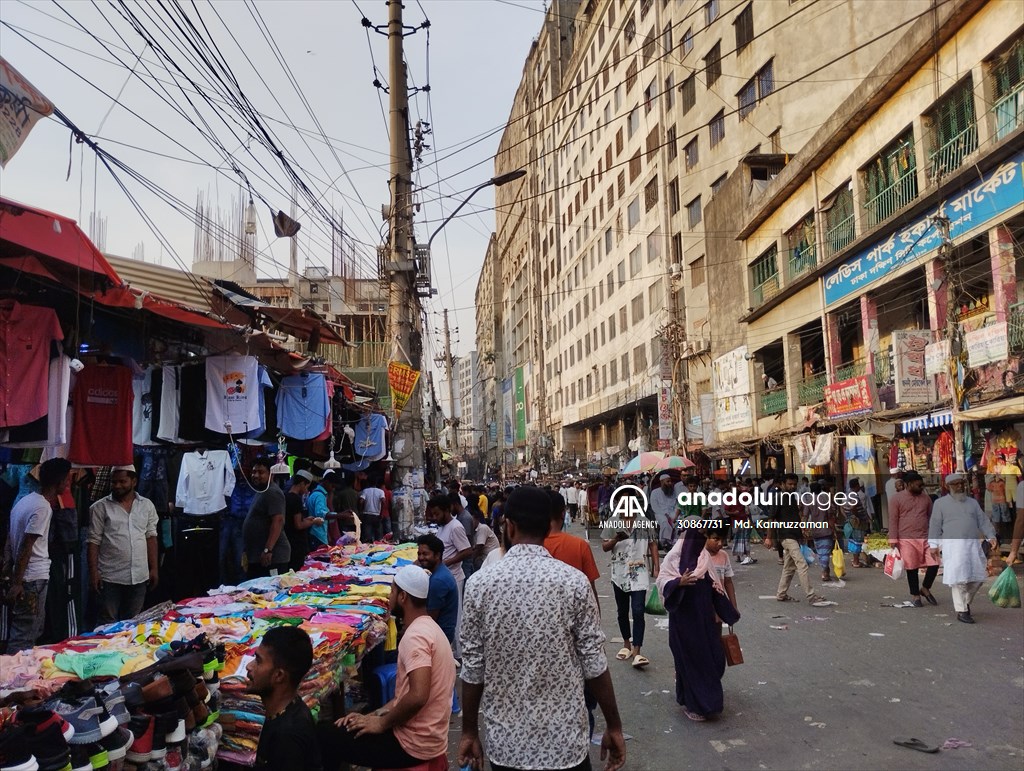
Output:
[458,487,626,771]
[470,510,500,569]
[801,482,836,583]
[4,458,72,652]
[597,477,613,519]
[307,471,337,550]
[451,493,477,579]
[448,479,468,509]
[656,525,741,722]
[601,488,660,669]
[489,490,506,535]
[928,472,998,624]
[987,473,1012,542]
[544,490,600,600]
[703,528,738,612]
[765,474,827,604]
[888,470,940,606]
[416,534,459,647]
[650,472,683,549]
[222,471,254,586]
[243,457,291,579]
[284,470,322,572]
[425,495,472,593]
[569,481,582,522]
[359,478,386,543]
[728,481,756,565]
[246,625,323,771]
[843,477,872,568]
[87,465,159,624]
[1008,467,1024,566]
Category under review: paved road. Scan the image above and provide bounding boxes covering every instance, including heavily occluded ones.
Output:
[451,526,1024,771]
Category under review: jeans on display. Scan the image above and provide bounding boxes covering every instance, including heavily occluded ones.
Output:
[7,579,49,654]
[136,448,172,511]
[219,516,246,587]
[98,582,148,625]
[612,583,646,648]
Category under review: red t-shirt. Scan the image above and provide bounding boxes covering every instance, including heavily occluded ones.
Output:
[0,302,63,428]
[544,531,600,582]
[69,365,134,466]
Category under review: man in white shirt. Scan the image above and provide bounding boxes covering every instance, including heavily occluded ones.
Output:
[359,479,387,543]
[471,510,500,568]
[425,495,472,589]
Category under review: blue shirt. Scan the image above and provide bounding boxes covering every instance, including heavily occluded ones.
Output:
[426,562,459,645]
[276,373,330,440]
[306,485,329,546]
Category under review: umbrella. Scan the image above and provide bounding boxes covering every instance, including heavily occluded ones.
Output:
[654,455,696,471]
[621,451,665,475]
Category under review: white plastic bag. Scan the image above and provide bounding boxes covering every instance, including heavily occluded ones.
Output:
[883,548,904,581]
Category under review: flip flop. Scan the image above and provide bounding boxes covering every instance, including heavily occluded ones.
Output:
[893,737,939,753]
[615,647,633,661]
[632,655,650,669]
[682,708,706,722]
[777,595,799,602]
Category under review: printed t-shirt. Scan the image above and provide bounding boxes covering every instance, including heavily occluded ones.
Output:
[68,365,134,466]
[544,530,599,582]
[392,615,457,760]
[706,549,735,584]
[360,487,385,515]
[0,302,63,428]
[132,368,160,446]
[7,492,53,581]
[205,355,263,433]
[276,373,330,440]
[425,562,459,644]
[157,365,182,442]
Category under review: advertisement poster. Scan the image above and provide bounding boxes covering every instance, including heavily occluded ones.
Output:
[925,339,950,376]
[711,347,753,433]
[824,375,878,419]
[658,380,673,441]
[514,367,527,443]
[965,323,1009,368]
[502,378,514,448]
[892,329,934,404]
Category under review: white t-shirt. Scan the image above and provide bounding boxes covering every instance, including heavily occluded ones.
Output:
[436,518,471,585]
[7,492,53,582]
[474,523,500,555]
[1016,481,1024,512]
[558,487,573,505]
[205,355,263,433]
[132,368,159,446]
[360,487,386,515]
[157,365,181,443]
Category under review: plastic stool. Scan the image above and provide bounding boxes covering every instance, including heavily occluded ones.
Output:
[374,754,448,771]
[451,685,460,714]
[372,663,398,706]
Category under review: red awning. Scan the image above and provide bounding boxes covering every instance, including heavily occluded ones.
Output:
[0,197,122,291]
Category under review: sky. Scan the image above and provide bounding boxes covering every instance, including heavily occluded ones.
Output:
[0,0,546,376]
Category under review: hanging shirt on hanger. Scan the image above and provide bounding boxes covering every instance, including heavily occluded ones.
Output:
[68,365,134,466]
[3,354,73,450]
[175,449,235,515]
[157,365,182,443]
[205,355,264,434]
[176,363,208,441]
[133,367,160,447]
[353,413,388,461]
[276,373,330,440]
[0,302,64,428]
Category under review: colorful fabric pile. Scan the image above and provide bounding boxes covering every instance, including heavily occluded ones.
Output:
[0,542,416,767]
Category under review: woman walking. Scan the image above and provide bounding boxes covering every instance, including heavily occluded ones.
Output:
[601,491,660,669]
[657,527,740,721]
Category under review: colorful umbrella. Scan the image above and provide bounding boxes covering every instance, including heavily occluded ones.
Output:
[654,455,696,471]
[621,451,665,475]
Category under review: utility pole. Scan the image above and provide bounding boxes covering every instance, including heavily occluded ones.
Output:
[935,214,965,471]
[439,308,458,471]
[385,0,423,533]
[427,371,442,486]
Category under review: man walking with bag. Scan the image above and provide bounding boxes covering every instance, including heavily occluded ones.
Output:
[888,471,940,607]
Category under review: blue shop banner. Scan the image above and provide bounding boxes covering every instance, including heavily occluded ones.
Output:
[823,152,1024,306]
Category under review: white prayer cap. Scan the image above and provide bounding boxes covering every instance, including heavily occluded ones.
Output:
[393,565,430,599]
[945,472,965,484]
[112,465,136,473]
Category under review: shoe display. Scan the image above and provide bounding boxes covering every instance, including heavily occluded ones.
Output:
[85,743,108,769]
[96,682,129,728]
[68,746,92,771]
[20,716,71,771]
[166,720,186,745]
[141,676,172,705]
[167,670,197,699]
[0,724,39,771]
[14,705,75,742]
[99,725,133,763]
[45,696,117,745]
[144,712,177,761]
[125,716,154,764]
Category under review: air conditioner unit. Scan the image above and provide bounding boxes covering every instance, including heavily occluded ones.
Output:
[680,341,695,358]
[693,338,711,355]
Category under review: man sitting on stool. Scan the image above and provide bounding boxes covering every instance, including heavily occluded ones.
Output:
[320,565,456,768]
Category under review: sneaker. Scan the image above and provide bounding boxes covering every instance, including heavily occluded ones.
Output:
[96,682,129,727]
[85,743,108,769]
[165,720,186,745]
[21,716,71,771]
[167,670,197,700]
[739,557,754,565]
[46,697,116,745]
[144,712,177,761]
[125,716,154,764]
[141,676,173,705]
[0,724,39,771]
[14,705,75,742]
[69,745,92,771]
[98,727,133,763]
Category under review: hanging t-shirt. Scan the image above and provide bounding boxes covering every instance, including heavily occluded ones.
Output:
[0,302,64,428]
[353,413,388,461]
[157,365,182,443]
[205,355,264,434]
[3,354,72,450]
[132,368,160,447]
[276,373,330,440]
[68,365,134,466]
[242,366,274,440]
[177,364,208,441]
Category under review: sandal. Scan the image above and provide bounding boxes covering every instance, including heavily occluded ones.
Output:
[893,737,939,753]
[632,655,650,669]
[615,647,633,661]
[777,595,799,602]
[682,708,707,722]
[808,594,828,604]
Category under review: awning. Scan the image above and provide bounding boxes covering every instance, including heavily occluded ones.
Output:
[955,398,1024,423]
[900,410,953,433]
[210,282,351,347]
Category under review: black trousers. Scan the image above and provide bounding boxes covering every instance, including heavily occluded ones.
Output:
[492,758,592,771]
[907,565,939,595]
[317,724,423,768]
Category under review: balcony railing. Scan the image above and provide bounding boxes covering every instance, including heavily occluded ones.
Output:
[929,123,978,179]
[823,214,856,258]
[760,387,788,416]
[993,83,1024,141]
[751,272,780,307]
[864,172,918,228]
[797,373,826,405]
[787,245,817,281]
[1009,302,1024,353]
[874,349,893,387]
[834,359,866,381]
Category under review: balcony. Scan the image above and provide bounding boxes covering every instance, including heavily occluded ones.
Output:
[760,387,788,416]
[751,272,780,307]
[823,214,856,258]
[929,123,978,179]
[834,359,865,381]
[787,244,817,281]
[1009,302,1024,353]
[874,349,893,387]
[797,373,826,406]
[993,83,1024,141]
[864,173,918,228]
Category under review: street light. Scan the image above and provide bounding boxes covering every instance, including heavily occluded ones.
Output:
[426,169,526,249]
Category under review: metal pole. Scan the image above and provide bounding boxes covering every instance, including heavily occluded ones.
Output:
[442,308,458,475]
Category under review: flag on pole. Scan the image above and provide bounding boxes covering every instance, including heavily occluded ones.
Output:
[388,361,420,415]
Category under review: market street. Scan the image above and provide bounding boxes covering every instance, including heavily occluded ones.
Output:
[451,526,1024,771]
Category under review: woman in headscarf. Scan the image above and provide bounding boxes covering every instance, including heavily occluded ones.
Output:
[656,527,740,722]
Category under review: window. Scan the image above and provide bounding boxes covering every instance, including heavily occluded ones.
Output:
[607,271,615,297]
[668,177,680,213]
[610,359,618,383]
[671,232,683,262]
[617,260,626,286]
[614,84,623,111]
[630,245,642,276]
[619,307,627,331]
[633,344,648,373]
[643,34,656,65]
[991,36,1024,139]
[647,229,662,263]
[666,125,678,160]
[786,211,817,279]
[690,255,706,287]
[640,0,653,20]
[629,152,642,183]
[605,228,613,255]
[686,196,702,229]
[625,14,636,43]
[648,279,663,312]
[704,42,721,87]
[628,107,640,137]
[585,335,591,356]
[706,0,720,25]
[631,295,645,323]
[645,126,660,162]
[863,128,917,227]
[739,61,774,120]
[758,60,775,99]
[626,59,638,91]
[617,170,625,197]
[684,137,699,171]
[616,128,624,155]
[711,173,728,196]
[627,197,641,229]
[644,176,659,211]
[643,79,657,113]
[823,184,855,256]
[600,323,606,346]
[750,244,780,305]
[682,27,694,55]
[664,74,675,110]
[681,75,696,114]
[663,23,673,56]
[609,313,617,339]
[710,110,725,147]
[928,78,978,177]
[621,353,630,379]
[734,3,754,52]
[738,80,757,120]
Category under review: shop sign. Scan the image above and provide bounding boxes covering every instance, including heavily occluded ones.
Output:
[658,380,673,440]
[712,346,753,433]
[502,378,514,448]
[893,329,935,404]
[824,375,878,419]
[514,367,527,443]
[657,438,671,451]
[387,361,420,415]
[824,152,1024,306]
[925,339,950,376]
[965,322,1008,368]
[0,57,54,167]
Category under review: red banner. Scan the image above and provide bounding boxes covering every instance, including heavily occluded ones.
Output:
[824,375,878,419]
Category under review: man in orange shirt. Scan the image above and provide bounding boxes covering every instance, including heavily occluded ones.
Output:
[544,489,600,601]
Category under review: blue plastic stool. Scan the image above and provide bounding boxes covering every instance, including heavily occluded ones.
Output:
[372,663,398,706]
[451,685,460,714]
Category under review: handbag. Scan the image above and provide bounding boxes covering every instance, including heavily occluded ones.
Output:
[721,626,743,666]
[831,541,846,578]
[883,548,904,581]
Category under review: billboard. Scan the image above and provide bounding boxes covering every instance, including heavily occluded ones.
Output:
[514,367,527,443]
[501,378,513,448]
[711,347,753,433]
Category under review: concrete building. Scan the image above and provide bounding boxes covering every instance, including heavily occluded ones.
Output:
[704,0,1023,476]
[475,235,504,473]
[457,350,483,467]
[486,0,934,470]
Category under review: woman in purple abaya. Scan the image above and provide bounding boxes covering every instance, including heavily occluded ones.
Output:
[656,528,740,721]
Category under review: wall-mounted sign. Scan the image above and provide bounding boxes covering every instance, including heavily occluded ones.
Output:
[892,329,935,404]
[824,375,878,419]
[965,322,1009,368]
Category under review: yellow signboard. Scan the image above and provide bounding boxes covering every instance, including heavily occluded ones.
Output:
[388,361,420,415]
